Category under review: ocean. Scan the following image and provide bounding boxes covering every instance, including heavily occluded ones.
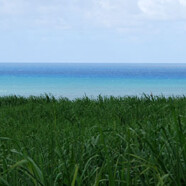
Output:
[0,63,186,99]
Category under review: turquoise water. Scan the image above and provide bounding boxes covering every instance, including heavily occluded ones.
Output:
[0,63,186,98]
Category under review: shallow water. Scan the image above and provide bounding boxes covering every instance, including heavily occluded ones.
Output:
[0,63,186,98]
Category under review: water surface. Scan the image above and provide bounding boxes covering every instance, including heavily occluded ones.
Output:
[0,63,186,98]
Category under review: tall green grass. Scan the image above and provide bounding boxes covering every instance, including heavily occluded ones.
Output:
[0,95,185,185]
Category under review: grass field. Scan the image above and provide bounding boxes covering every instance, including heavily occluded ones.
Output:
[0,95,186,186]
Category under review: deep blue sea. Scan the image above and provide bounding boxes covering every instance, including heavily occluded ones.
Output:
[0,63,186,99]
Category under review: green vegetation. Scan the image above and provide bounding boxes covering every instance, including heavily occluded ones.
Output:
[0,95,186,186]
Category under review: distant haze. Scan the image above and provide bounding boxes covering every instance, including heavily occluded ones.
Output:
[0,0,186,63]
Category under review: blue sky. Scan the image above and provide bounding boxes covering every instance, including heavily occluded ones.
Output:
[0,0,186,63]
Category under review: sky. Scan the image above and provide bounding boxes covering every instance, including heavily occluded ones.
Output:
[0,0,186,63]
